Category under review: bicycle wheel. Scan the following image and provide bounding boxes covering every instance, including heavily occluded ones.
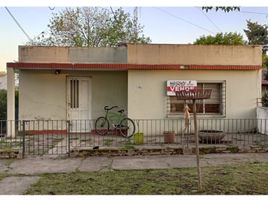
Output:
[119,118,135,138]
[95,117,109,135]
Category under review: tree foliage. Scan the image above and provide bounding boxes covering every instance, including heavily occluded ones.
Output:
[202,7,240,12]
[193,32,245,45]
[0,90,18,120]
[244,20,268,45]
[30,7,151,47]
[262,91,268,107]
[263,54,268,67]
[0,90,7,120]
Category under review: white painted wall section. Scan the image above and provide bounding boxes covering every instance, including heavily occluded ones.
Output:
[19,70,127,121]
[257,107,268,135]
[7,67,15,137]
[128,70,261,119]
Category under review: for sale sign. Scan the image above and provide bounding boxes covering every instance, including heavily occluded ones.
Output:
[166,80,197,96]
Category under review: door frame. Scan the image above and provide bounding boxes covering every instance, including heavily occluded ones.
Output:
[66,76,92,121]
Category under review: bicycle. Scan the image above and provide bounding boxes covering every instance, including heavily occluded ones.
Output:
[94,106,136,138]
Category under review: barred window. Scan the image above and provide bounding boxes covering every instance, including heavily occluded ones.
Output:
[168,82,226,115]
[70,79,79,109]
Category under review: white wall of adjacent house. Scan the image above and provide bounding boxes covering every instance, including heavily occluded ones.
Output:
[19,70,127,122]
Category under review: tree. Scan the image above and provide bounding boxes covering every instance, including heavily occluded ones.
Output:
[30,7,151,47]
[193,32,245,45]
[243,20,268,74]
[244,20,268,45]
[0,90,18,120]
[262,91,268,107]
[0,90,7,120]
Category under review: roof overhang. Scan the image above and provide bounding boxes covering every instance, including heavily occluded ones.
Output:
[7,62,261,71]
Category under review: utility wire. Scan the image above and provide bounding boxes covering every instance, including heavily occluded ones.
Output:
[240,10,268,16]
[5,7,32,42]
[156,8,215,34]
[195,7,222,33]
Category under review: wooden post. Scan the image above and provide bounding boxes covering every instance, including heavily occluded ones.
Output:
[193,99,202,191]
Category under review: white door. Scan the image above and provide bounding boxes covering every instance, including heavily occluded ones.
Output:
[67,77,92,132]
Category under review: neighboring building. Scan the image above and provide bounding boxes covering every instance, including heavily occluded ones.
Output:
[6,44,262,137]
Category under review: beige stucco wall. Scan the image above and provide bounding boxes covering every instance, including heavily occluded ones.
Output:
[19,70,66,120]
[128,70,261,120]
[127,44,262,66]
[19,44,261,66]
[19,70,127,120]
[19,46,70,63]
[19,46,127,63]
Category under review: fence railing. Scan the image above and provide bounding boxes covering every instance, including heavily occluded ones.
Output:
[0,119,268,157]
[257,98,262,107]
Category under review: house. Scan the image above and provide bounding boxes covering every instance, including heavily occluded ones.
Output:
[6,44,262,137]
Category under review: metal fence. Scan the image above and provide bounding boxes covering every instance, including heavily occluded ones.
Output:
[0,119,268,157]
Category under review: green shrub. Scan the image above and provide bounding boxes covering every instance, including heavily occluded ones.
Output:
[0,89,19,120]
[0,90,7,120]
[262,92,268,107]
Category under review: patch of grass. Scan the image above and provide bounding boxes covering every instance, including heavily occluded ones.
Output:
[4,159,15,167]
[0,173,8,181]
[0,139,22,150]
[0,147,14,152]
[121,144,135,150]
[80,138,91,142]
[25,163,268,195]
[121,140,135,150]
[202,163,268,194]
[103,139,114,146]
[226,146,239,153]
[254,144,268,148]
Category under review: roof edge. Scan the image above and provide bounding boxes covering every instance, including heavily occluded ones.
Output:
[6,62,261,71]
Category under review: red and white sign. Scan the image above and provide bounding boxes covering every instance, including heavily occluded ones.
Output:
[167,80,197,96]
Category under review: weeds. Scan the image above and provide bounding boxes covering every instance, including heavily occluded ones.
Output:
[25,163,268,195]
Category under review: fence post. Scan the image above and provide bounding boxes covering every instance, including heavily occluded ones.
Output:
[265,119,267,137]
[22,120,26,159]
[193,99,202,191]
[66,120,71,157]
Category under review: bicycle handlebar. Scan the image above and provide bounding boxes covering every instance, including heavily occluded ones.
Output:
[104,105,118,111]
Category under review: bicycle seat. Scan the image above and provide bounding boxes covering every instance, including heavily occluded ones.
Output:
[118,109,124,113]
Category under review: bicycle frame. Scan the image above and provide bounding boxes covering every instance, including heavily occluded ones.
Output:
[105,110,125,129]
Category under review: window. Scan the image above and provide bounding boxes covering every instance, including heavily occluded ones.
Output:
[168,82,225,115]
[70,79,79,108]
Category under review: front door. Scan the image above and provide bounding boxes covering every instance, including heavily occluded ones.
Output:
[67,77,92,132]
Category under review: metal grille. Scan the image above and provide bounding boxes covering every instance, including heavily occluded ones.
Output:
[1,119,268,157]
[70,79,79,108]
[176,88,212,100]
